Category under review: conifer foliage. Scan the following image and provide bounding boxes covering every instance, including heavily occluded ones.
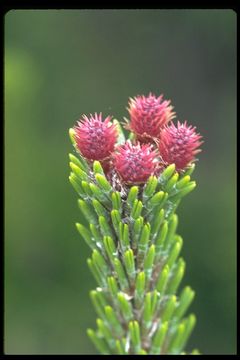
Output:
[68,93,203,355]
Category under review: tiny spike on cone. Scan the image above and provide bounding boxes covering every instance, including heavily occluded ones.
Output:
[127,93,175,142]
[113,141,158,184]
[158,121,203,171]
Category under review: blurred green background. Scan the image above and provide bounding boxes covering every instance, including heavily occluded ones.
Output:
[5,10,236,355]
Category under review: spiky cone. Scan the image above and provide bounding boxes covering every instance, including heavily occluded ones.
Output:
[73,113,118,171]
[113,141,158,185]
[158,121,203,172]
[126,93,175,143]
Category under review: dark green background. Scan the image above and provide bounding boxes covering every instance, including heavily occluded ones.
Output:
[5,10,236,354]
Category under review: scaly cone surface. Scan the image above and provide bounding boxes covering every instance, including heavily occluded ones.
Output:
[126,93,175,143]
[68,96,202,355]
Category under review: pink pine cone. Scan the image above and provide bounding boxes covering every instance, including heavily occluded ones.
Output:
[159,121,203,171]
[127,93,175,142]
[113,141,158,184]
[74,113,118,162]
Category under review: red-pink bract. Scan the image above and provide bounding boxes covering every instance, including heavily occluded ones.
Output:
[127,93,175,142]
[159,121,203,171]
[74,113,118,161]
[114,141,158,184]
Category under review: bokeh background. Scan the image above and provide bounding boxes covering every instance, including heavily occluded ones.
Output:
[5,10,236,355]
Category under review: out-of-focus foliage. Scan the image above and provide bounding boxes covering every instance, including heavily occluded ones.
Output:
[5,10,236,354]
